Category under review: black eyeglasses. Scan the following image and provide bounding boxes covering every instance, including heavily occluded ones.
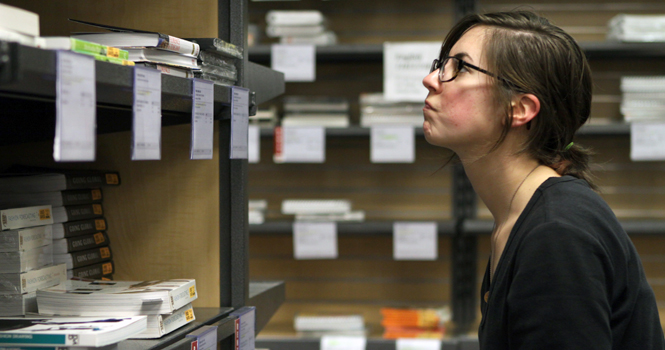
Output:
[430,56,523,91]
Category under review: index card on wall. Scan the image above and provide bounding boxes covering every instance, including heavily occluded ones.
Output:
[396,338,442,350]
[231,86,250,159]
[132,66,162,160]
[393,221,438,260]
[293,221,338,260]
[274,126,325,163]
[631,121,665,161]
[54,51,96,162]
[190,79,215,160]
[371,125,415,163]
[248,124,260,163]
[321,336,367,350]
[271,44,316,82]
[383,42,441,102]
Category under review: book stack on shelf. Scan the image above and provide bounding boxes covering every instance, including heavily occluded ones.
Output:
[607,14,665,42]
[359,92,425,127]
[266,10,337,46]
[0,3,40,47]
[281,96,350,128]
[249,199,268,225]
[36,279,198,339]
[39,37,134,66]
[186,37,243,86]
[380,307,450,339]
[282,199,364,222]
[620,76,665,122]
[293,313,366,337]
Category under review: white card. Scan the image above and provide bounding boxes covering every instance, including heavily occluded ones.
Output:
[231,86,250,159]
[383,42,441,102]
[236,308,255,350]
[320,336,366,350]
[396,338,442,350]
[271,44,316,82]
[248,124,260,163]
[293,221,338,260]
[393,222,438,260]
[54,51,96,162]
[631,121,665,161]
[132,66,162,160]
[274,126,325,163]
[190,79,215,160]
[371,125,415,163]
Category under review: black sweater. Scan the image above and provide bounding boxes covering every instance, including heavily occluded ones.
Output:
[479,176,664,349]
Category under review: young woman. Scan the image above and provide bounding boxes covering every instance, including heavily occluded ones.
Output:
[422,11,664,349]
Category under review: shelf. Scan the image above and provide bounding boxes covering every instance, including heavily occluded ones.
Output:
[255,336,478,350]
[250,220,457,236]
[250,281,286,334]
[463,219,665,236]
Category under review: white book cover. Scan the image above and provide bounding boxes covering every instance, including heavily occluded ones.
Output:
[131,303,195,339]
[0,3,39,37]
[266,24,326,38]
[0,264,67,294]
[0,244,53,274]
[0,206,54,231]
[0,225,53,252]
[294,314,365,331]
[266,10,324,26]
[295,211,365,222]
[282,115,350,128]
[282,199,352,214]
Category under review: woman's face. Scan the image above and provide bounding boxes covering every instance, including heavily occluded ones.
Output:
[422,26,503,155]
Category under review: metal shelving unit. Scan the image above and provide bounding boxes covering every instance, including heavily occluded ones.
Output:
[250,220,456,236]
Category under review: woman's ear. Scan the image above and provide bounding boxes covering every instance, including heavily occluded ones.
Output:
[511,94,540,128]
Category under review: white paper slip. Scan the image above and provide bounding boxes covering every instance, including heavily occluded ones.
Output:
[293,221,338,260]
[393,222,438,260]
[396,338,442,350]
[371,125,415,163]
[248,124,260,163]
[271,44,316,82]
[274,126,326,163]
[631,121,665,161]
[383,42,441,102]
[231,307,256,350]
[320,335,367,350]
[54,51,96,162]
[132,66,162,160]
[231,86,250,159]
[191,78,215,160]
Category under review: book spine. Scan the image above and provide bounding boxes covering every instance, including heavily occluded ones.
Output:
[67,246,112,269]
[70,260,114,280]
[64,172,120,189]
[65,231,109,253]
[68,38,129,60]
[91,53,135,66]
[63,204,103,222]
[0,225,52,252]
[156,34,201,57]
[61,188,103,206]
[1,205,54,231]
[61,218,107,238]
[19,263,67,294]
[170,280,198,311]
[163,303,195,334]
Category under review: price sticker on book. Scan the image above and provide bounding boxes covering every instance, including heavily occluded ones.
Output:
[190,78,215,160]
[293,221,338,259]
[393,222,438,260]
[396,339,442,350]
[370,125,415,163]
[321,335,367,350]
[383,42,441,102]
[631,121,665,161]
[274,126,325,163]
[132,66,162,160]
[248,124,260,163]
[230,86,250,159]
[54,51,96,162]
[271,44,316,82]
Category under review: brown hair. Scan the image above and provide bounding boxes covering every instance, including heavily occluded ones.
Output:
[439,11,596,189]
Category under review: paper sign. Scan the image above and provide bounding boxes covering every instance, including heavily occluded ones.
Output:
[293,221,338,259]
[233,307,255,350]
[54,51,96,162]
[271,44,316,82]
[248,124,260,163]
[371,125,415,163]
[191,79,215,160]
[231,86,250,159]
[132,66,162,160]
[393,222,438,260]
[320,336,366,350]
[274,126,325,163]
[396,338,442,350]
[384,42,441,102]
[631,121,665,161]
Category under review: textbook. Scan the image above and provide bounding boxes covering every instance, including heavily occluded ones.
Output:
[52,218,107,239]
[0,188,102,210]
[0,344,118,350]
[53,231,109,254]
[0,316,147,347]
[185,37,243,59]
[53,246,111,270]
[0,244,52,274]
[0,292,37,317]
[125,48,199,69]
[39,37,129,59]
[37,279,198,316]
[0,169,120,194]
[0,225,52,252]
[281,199,352,214]
[130,303,195,339]
[69,261,114,280]
[52,204,103,224]
[0,264,66,294]
[0,206,53,231]
[0,3,40,37]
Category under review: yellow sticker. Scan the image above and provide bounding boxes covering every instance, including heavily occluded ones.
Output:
[107,47,120,58]
[92,204,103,215]
[100,247,111,259]
[102,262,113,275]
[39,209,51,220]
[189,286,196,298]
[105,174,119,185]
[95,219,107,230]
[94,232,105,244]
[185,308,194,322]
[91,189,102,201]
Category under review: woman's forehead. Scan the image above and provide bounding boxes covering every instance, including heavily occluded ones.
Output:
[450,26,489,64]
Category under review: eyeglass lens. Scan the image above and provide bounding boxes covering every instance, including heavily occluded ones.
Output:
[431,57,460,82]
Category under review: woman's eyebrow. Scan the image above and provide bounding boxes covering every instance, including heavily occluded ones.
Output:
[452,51,473,63]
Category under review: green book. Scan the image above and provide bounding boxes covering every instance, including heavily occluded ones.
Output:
[40,36,129,59]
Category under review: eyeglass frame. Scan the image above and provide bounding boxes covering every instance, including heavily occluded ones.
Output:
[430,56,524,91]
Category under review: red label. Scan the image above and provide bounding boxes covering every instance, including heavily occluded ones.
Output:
[235,318,240,350]
[274,126,283,161]
[191,340,198,350]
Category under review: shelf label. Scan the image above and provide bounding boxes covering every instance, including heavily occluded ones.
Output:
[396,338,442,350]
[271,44,316,82]
[231,86,250,159]
[190,79,215,160]
[54,51,96,162]
[293,221,338,260]
[248,124,260,163]
[384,42,441,102]
[132,66,162,160]
[631,121,665,161]
[393,222,438,260]
[273,126,325,163]
[234,308,255,350]
[371,125,415,163]
[321,336,367,350]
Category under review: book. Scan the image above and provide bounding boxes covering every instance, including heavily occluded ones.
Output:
[53,246,112,270]
[294,314,365,332]
[53,231,109,254]
[0,188,102,209]
[130,303,195,339]
[185,325,217,350]
[0,344,118,350]
[0,245,52,274]
[0,3,39,37]
[295,210,365,222]
[37,279,198,316]
[125,48,199,69]
[0,206,53,231]
[0,225,53,253]
[0,169,120,194]
[52,204,103,224]
[0,316,147,347]
[266,10,324,26]
[280,32,337,46]
[0,27,40,48]
[136,63,195,78]
[185,37,243,59]
[0,292,37,317]
[282,113,350,128]
[0,264,67,294]
[39,37,129,60]
[52,218,107,239]
[69,261,114,280]
[281,199,352,214]
[283,96,349,113]
[266,24,326,38]
[607,14,665,42]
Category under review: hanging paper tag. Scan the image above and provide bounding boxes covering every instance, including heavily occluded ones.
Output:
[190,79,215,160]
[231,86,250,159]
[320,336,366,350]
[132,66,162,160]
[293,221,338,260]
[273,126,325,163]
[393,222,438,260]
[630,121,665,161]
[383,42,441,102]
[271,44,316,82]
[371,125,415,163]
[248,125,260,163]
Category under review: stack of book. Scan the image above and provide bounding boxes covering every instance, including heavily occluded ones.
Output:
[282,199,364,222]
[187,37,243,86]
[281,96,350,128]
[360,92,425,127]
[607,14,665,42]
[294,313,366,337]
[380,307,450,339]
[266,10,337,46]
[620,76,665,122]
[38,37,134,66]
[0,3,40,47]
[249,199,268,225]
[36,279,198,339]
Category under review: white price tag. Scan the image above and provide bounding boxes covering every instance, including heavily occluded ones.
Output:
[396,338,442,350]
[54,51,96,162]
[271,44,316,82]
[293,221,338,260]
[274,126,325,163]
[631,121,665,161]
[393,222,438,260]
[190,79,215,160]
[235,308,255,350]
[384,42,441,102]
[248,124,260,163]
[132,66,162,160]
[320,336,366,350]
[371,125,415,163]
[231,86,250,159]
